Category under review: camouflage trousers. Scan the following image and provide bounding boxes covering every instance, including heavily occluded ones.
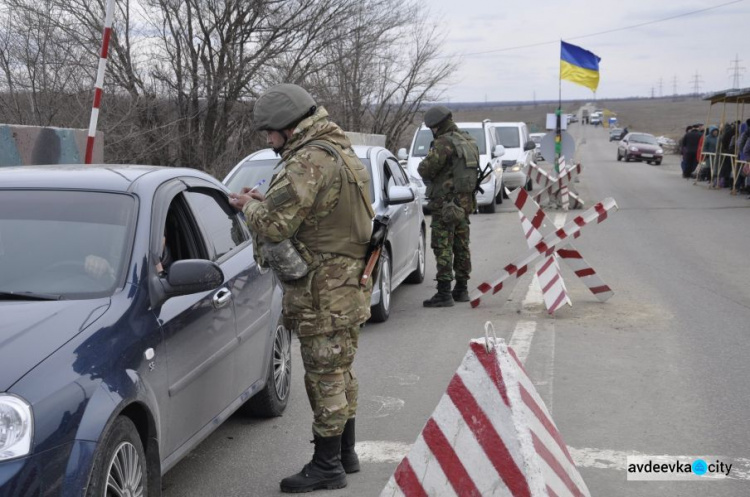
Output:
[430,211,471,283]
[299,326,359,437]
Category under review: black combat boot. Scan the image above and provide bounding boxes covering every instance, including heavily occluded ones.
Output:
[280,434,347,493]
[452,280,470,302]
[423,281,454,307]
[340,418,360,474]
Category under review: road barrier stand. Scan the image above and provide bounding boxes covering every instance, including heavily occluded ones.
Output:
[469,191,617,309]
[526,162,584,210]
[381,325,590,497]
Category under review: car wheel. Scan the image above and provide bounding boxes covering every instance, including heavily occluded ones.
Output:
[86,417,147,497]
[654,160,662,165]
[616,151,621,161]
[525,178,533,191]
[479,198,496,213]
[624,155,630,162]
[243,322,291,417]
[370,250,392,322]
[405,227,425,284]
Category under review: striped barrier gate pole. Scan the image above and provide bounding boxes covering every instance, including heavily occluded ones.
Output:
[84,0,115,165]
[469,196,618,308]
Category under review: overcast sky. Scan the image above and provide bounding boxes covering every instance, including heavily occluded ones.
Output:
[429,0,749,103]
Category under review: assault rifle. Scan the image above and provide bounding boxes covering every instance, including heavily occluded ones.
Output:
[475,163,493,194]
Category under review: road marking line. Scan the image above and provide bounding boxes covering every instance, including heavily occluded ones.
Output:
[359,442,750,480]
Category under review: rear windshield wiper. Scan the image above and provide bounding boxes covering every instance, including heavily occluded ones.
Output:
[0,291,63,301]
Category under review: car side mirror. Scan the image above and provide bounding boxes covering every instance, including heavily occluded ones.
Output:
[397,148,408,161]
[492,145,506,158]
[151,259,224,308]
[523,140,536,151]
[386,184,415,205]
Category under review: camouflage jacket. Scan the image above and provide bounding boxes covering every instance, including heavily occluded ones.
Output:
[242,107,372,336]
[417,120,476,212]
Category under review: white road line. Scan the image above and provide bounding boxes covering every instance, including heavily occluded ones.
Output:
[359,442,750,481]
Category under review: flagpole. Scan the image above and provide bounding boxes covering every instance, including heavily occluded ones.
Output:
[556,40,563,174]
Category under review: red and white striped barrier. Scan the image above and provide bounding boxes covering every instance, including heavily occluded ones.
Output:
[513,188,614,313]
[469,194,617,308]
[526,162,584,210]
[85,0,115,165]
[381,333,590,497]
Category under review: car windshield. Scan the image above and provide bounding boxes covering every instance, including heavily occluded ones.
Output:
[493,127,520,148]
[0,190,136,299]
[629,134,657,145]
[611,128,622,134]
[530,135,543,144]
[224,158,280,194]
[411,128,486,157]
[226,155,376,203]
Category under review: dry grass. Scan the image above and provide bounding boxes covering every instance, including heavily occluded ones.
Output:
[394,95,745,151]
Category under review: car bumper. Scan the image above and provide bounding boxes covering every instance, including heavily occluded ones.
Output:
[0,440,96,497]
[627,152,663,161]
[502,170,526,190]
[475,176,498,206]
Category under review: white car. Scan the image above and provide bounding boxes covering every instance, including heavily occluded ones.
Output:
[223,145,426,323]
[490,122,535,193]
[400,121,504,213]
[529,132,545,161]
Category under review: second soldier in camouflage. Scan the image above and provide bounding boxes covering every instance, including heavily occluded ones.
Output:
[418,106,480,307]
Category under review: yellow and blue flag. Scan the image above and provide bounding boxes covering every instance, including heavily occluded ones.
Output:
[560,41,601,92]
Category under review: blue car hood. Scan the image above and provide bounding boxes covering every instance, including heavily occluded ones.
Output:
[0,299,110,391]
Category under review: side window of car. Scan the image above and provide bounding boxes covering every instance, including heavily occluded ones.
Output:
[385,158,408,187]
[183,189,248,261]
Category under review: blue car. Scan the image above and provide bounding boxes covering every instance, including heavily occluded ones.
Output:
[0,166,290,496]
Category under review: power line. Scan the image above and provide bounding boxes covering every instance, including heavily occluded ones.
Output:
[450,0,745,58]
[691,70,704,95]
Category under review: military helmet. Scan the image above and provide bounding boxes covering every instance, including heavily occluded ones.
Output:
[424,105,453,128]
[254,84,317,131]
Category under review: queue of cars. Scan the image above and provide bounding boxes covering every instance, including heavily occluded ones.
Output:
[0,117,537,496]
[399,120,537,213]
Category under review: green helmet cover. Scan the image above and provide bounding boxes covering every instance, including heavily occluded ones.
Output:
[254,84,317,131]
[424,106,452,127]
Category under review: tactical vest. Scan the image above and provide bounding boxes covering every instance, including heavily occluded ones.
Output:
[429,130,480,199]
[294,140,375,260]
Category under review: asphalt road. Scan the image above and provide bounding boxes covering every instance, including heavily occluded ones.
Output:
[162,123,750,497]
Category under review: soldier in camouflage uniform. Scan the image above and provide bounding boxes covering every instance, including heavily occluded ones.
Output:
[417,106,480,307]
[228,84,374,493]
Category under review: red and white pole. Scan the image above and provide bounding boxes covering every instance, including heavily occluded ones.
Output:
[84,0,115,164]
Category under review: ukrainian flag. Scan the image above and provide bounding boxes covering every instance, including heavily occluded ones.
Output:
[560,41,601,92]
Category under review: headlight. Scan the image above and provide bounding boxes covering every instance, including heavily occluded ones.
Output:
[0,395,33,461]
[510,164,522,172]
[656,149,663,154]
[481,173,493,184]
[629,146,638,152]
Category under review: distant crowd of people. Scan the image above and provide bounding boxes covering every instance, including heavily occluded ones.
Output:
[679,119,750,197]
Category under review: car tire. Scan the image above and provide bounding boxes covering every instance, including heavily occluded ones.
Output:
[405,228,426,284]
[479,198,496,213]
[242,322,291,417]
[654,160,662,165]
[624,155,630,162]
[616,151,621,161]
[525,178,533,191]
[86,417,147,497]
[370,250,392,322]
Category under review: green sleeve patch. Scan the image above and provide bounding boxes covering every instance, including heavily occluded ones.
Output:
[269,182,297,209]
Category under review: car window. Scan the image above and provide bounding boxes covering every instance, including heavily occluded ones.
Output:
[457,127,487,154]
[184,189,248,261]
[493,126,521,148]
[384,157,407,188]
[225,158,279,194]
[0,190,135,299]
[411,129,434,157]
[629,134,657,145]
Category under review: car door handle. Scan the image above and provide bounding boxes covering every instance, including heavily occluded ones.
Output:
[212,288,233,309]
